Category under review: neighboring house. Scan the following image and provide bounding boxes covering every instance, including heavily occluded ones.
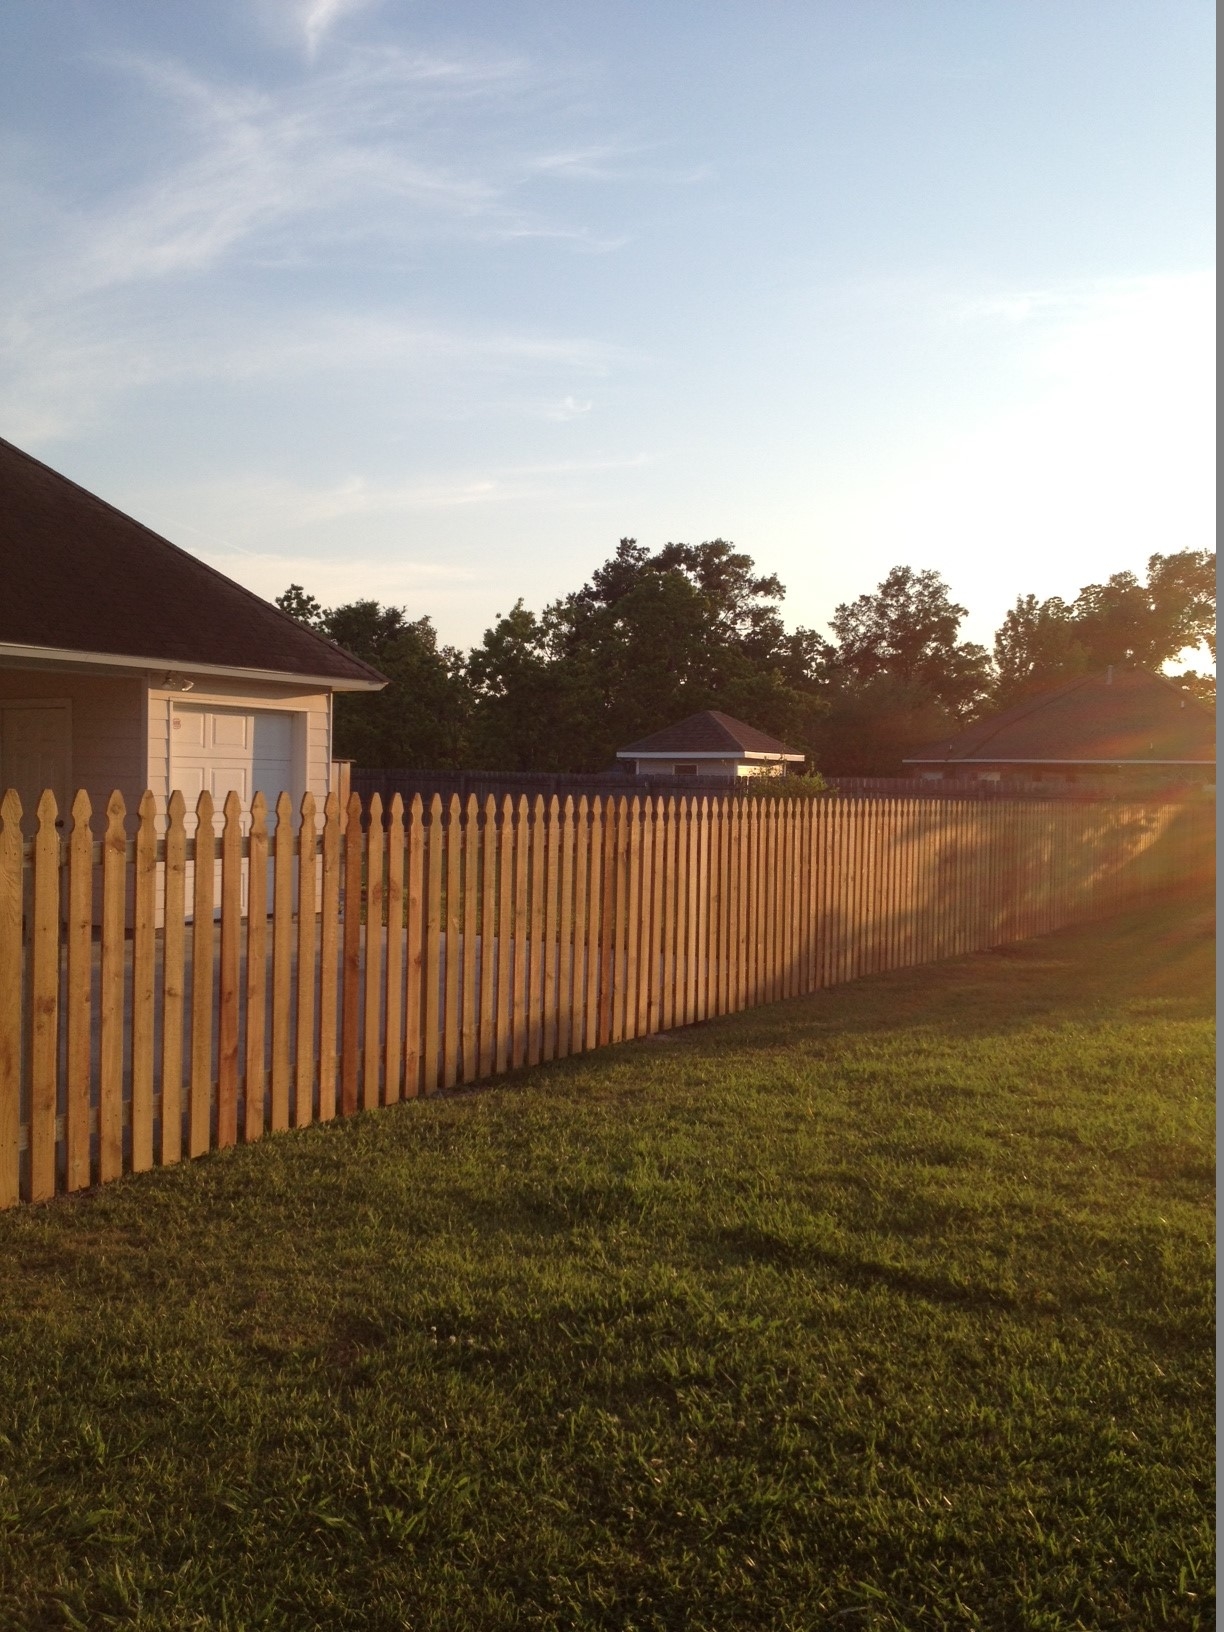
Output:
[617,710,805,780]
[0,437,386,824]
[903,667,1215,792]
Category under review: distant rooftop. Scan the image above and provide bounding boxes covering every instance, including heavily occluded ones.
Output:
[618,710,804,759]
[905,668,1214,767]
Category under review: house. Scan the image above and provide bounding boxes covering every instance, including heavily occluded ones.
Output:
[0,437,386,825]
[903,667,1215,792]
[616,710,805,780]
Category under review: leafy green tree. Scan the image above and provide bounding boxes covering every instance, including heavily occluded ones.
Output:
[808,567,990,774]
[826,566,992,719]
[467,539,829,771]
[276,587,471,767]
[992,551,1216,707]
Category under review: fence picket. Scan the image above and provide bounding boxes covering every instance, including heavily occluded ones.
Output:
[363,794,385,1109]
[528,796,547,1066]
[131,791,158,1173]
[0,792,20,1208]
[423,795,444,1093]
[402,794,425,1098]
[296,792,319,1126]
[557,797,576,1057]
[384,795,405,1102]
[340,792,363,1114]
[478,795,498,1078]
[442,795,462,1089]
[271,792,295,1131]
[161,792,187,1165]
[571,797,591,1054]
[66,792,93,1191]
[494,796,513,1075]
[543,796,562,1060]
[245,793,269,1141]
[217,790,242,1149]
[189,791,215,1159]
[317,790,341,1119]
[461,794,480,1082]
[30,792,61,1200]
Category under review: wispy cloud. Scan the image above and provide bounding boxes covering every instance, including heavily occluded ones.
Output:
[299,0,378,58]
[0,32,656,440]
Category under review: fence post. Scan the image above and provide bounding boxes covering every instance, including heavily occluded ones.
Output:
[0,792,21,1209]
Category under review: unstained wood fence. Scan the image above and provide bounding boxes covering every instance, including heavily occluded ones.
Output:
[0,786,1212,1207]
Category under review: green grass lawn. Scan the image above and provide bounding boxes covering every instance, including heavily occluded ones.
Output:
[0,895,1214,1631]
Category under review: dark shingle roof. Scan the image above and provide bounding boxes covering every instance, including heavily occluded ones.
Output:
[618,710,802,758]
[0,437,385,689]
[905,669,1215,765]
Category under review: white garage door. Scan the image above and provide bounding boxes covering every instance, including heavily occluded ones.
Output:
[172,705,296,810]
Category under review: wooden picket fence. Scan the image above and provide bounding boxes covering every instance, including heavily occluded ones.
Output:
[0,786,1212,1207]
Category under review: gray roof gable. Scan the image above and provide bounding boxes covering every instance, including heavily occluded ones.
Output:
[0,437,385,689]
[619,710,802,758]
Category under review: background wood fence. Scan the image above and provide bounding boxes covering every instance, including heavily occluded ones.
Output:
[0,786,1212,1207]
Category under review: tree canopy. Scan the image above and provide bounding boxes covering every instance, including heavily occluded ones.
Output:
[276,541,1215,775]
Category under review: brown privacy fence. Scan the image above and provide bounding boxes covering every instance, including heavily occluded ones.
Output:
[0,787,1213,1208]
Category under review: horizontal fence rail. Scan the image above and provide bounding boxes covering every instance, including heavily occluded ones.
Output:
[351,768,1193,807]
[0,786,1213,1207]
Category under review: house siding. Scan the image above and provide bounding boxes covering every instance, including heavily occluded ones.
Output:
[0,668,146,817]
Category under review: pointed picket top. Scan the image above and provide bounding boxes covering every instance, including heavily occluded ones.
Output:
[0,788,21,836]
[250,790,269,837]
[346,791,363,832]
[410,792,424,822]
[195,788,214,823]
[36,788,59,834]
[300,789,317,842]
[447,793,462,830]
[500,794,513,824]
[223,789,243,828]
[389,792,404,822]
[465,793,479,825]
[72,789,93,829]
[576,794,589,822]
[105,791,126,843]
[138,789,157,827]
[167,788,186,825]
[562,794,574,819]
[369,791,383,831]
[429,793,443,825]
[483,794,497,828]
[275,790,293,828]
[322,788,339,828]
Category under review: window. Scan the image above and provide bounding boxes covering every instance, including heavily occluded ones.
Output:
[674,763,698,777]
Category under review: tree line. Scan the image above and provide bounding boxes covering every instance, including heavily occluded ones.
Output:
[276,542,1215,776]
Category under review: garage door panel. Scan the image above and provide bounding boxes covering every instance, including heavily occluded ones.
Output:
[210,713,251,751]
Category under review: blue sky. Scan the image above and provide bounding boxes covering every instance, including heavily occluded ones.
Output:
[1,1,1214,659]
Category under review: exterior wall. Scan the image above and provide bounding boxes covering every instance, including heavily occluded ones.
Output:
[0,662,334,820]
[0,666,146,817]
[146,674,332,814]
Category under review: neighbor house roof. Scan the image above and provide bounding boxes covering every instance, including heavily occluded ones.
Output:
[0,437,385,690]
[617,710,804,760]
[904,668,1215,767]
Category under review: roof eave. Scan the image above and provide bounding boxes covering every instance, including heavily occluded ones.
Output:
[0,641,387,693]
[617,748,804,761]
